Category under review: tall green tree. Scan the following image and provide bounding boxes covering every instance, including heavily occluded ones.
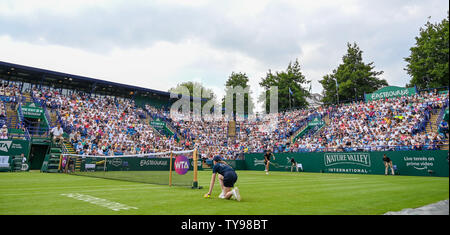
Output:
[404,13,449,89]
[222,72,255,116]
[319,42,387,104]
[259,59,311,111]
[169,81,217,110]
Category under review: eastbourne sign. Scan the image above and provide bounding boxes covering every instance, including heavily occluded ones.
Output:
[365,86,416,102]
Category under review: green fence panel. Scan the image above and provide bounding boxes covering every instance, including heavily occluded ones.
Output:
[223,160,246,170]
[0,139,31,171]
[245,150,449,177]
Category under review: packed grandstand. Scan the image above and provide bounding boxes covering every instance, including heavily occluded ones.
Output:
[1,61,449,162]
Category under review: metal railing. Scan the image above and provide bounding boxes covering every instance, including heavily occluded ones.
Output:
[253,142,449,154]
[15,103,31,140]
[435,101,449,131]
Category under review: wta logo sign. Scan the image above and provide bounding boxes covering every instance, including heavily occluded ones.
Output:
[174,155,190,175]
[0,141,12,152]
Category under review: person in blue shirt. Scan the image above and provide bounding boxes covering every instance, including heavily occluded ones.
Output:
[439,120,448,139]
[204,156,240,201]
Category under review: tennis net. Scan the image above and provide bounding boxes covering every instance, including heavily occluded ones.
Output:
[61,149,200,187]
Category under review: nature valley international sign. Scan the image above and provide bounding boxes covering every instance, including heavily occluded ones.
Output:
[324,153,371,167]
[365,86,417,102]
[245,151,449,177]
[323,153,372,174]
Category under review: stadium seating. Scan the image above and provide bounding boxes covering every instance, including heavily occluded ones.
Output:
[293,91,448,152]
[2,79,448,160]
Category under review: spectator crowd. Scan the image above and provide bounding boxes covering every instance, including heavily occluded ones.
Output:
[0,80,447,160]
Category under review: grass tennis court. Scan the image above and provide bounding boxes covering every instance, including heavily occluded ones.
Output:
[67,170,194,186]
[0,170,448,215]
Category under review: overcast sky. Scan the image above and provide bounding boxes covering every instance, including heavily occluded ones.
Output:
[0,0,448,103]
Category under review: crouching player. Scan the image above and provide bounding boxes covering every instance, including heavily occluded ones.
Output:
[204,156,241,201]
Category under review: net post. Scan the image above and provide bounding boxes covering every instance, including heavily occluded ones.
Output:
[169,151,173,187]
[58,155,63,172]
[192,148,201,189]
[64,156,69,173]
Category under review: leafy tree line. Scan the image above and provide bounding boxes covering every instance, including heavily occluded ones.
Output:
[319,42,387,105]
[404,12,449,90]
[169,13,448,112]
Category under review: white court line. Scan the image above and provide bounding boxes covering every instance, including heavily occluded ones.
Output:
[8,182,148,188]
[61,193,138,211]
[0,185,168,197]
[0,183,154,192]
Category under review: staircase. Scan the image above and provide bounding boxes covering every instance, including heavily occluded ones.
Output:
[147,114,182,141]
[441,140,449,150]
[425,109,449,150]
[313,115,330,137]
[426,112,440,133]
[228,120,236,138]
[6,104,19,128]
[291,116,327,143]
[146,115,165,138]
[22,93,33,103]
[43,147,63,173]
[61,139,83,172]
[39,139,65,173]
[63,141,76,154]
[74,157,82,172]
[323,115,331,125]
[47,109,59,127]
[161,119,181,140]
[291,125,308,143]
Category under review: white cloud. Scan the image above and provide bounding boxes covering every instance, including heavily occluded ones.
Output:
[0,35,195,91]
[1,0,448,103]
[0,34,266,102]
[0,0,115,16]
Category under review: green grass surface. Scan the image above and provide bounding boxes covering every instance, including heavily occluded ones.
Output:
[0,170,448,215]
[69,170,194,186]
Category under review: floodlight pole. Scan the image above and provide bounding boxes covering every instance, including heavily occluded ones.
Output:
[169,151,173,187]
[289,91,292,110]
[335,78,339,105]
